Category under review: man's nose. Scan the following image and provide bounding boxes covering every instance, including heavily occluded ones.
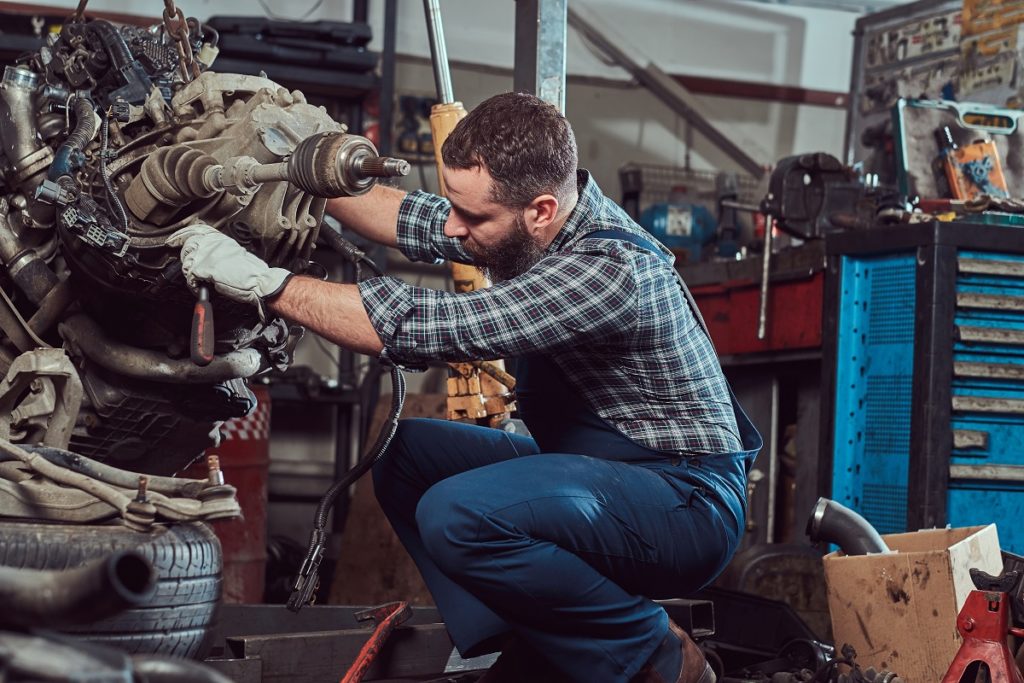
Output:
[443,217,468,238]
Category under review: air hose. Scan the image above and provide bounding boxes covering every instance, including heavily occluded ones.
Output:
[287,245,404,611]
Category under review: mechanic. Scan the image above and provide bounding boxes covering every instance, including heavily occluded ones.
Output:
[170,91,761,683]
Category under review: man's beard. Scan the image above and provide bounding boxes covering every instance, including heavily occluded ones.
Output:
[465,213,546,283]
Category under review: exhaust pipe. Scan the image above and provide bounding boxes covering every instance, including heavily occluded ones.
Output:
[806,497,890,556]
[0,550,156,629]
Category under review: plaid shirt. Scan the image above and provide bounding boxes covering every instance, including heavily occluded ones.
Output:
[358,171,742,455]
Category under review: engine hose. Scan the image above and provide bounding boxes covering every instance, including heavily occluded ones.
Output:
[319,222,385,277]
[14,444,209,497]
[48,97,96,180]
[288,364,405,610]
[317,365,404,529]
[806,497,890,556]
[88,20,133,71]
[0,550,155,629]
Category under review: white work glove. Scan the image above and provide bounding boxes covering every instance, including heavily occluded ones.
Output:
[166,224,293,320]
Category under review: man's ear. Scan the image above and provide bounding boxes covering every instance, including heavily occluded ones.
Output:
[524,194,560,233]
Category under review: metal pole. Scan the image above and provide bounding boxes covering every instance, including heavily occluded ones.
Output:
[514,0,567,112]
[422,0,455,105]
[758,214,774,340]
[380,0,398,156]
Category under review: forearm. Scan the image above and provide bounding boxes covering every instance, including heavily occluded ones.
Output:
[324,184,406,248]
[268,276,384,356]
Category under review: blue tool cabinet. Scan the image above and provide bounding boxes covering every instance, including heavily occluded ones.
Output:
[821,223,1024,552]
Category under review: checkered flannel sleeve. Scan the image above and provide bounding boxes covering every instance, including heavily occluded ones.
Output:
[395,190,474,264]
[357,251,639,364]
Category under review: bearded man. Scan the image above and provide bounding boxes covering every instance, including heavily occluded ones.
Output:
[172,92,760,683]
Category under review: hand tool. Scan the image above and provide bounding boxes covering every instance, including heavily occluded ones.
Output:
[340,601,413,683]
[190,285,215,366]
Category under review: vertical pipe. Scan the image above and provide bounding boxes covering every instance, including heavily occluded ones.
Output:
[422,0,454,105]
[353,0,369,24]
[379,0,397,156]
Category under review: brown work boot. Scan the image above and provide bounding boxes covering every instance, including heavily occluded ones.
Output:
[474,636,563,683]
[631,619,716,683]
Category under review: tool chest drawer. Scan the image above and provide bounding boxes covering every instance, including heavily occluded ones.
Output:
[822,224,1024,552]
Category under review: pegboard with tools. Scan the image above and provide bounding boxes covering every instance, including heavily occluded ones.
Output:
[846,0,1024,184]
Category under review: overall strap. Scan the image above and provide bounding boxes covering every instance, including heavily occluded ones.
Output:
[583,229,713,344]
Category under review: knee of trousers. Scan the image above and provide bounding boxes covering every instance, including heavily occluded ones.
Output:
[371,418,433,508]
[415,480,494,577]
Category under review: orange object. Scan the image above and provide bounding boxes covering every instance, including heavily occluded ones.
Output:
[941,139,1009,199]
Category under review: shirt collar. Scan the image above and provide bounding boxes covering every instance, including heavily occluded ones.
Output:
[545,169,604,253]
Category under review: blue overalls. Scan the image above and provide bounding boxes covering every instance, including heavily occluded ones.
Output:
[371,231,762,682]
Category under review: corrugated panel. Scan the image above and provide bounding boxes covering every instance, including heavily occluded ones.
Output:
[832,254,916,531]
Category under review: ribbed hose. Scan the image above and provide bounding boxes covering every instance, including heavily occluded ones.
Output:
[288,365,405,611]
[48,97,96,180]
[315,366,405,529]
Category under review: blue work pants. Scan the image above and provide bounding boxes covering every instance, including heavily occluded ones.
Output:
[371,417,752,682]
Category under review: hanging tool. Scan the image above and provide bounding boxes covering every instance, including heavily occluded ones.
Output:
[756,210,773,341]
[339,601,413,683]
[935,126,1009,200]
[190,285,214,366]
[941,568,1024,683]
[422,0,515,426]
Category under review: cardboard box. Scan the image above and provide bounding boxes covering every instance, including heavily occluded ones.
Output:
[822,525,1001,682]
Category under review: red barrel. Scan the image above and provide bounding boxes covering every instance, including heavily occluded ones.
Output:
[184,384,270,603]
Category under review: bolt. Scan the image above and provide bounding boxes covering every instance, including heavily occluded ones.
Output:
[207,454,225,486]
[962,617,974,632]
[29,379,44,394]
[134,475,148,503]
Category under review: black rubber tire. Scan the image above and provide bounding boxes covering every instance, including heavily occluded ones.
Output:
[0,520,222,658]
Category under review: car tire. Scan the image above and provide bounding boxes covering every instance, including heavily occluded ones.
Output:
[0,520,222,658]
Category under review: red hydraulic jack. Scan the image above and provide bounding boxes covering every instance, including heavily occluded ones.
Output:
[340,601,413,683]
[942,569,1024,683]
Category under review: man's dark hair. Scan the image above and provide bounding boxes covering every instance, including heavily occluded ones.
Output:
[441,92,578,210]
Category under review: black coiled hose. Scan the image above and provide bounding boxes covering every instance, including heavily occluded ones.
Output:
[286,242,401,611]
[317,366,405,529]
[287,364,406,611]
[48,97,96,180]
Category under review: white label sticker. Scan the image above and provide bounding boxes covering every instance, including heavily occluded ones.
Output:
[666,205,693,237]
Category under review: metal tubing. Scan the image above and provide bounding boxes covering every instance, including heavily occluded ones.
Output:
[806,497,889,556]
[0,550,155,629]
[60,314,263,383]
[757,214,774,340]
[422,0,455,104]
[17,444,208,497]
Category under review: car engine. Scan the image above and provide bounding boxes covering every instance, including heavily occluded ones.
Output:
[0,9,406,474]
